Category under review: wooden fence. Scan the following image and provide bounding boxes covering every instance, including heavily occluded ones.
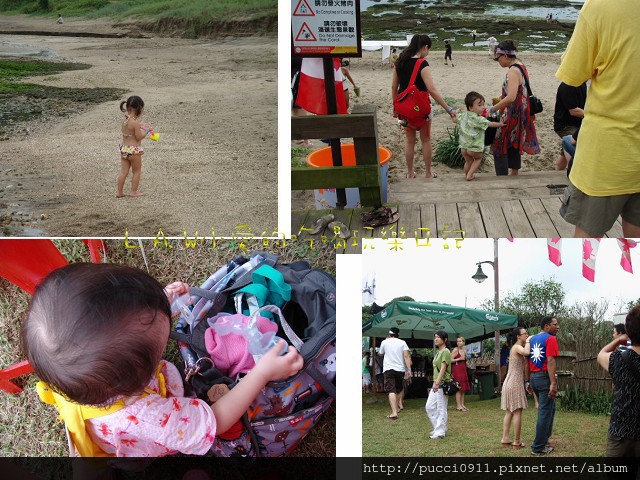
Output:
[291,105,383,208]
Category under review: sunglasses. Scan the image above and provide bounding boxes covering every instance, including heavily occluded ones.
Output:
[493,54,503,62]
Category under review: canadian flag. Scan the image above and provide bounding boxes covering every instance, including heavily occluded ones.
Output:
[547,238,562,266]
[617,238,637,273]
[582,238,601,282]
[296,58,347,115]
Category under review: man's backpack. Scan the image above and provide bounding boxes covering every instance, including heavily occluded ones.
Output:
[393,58,432,130]
[169,252,336,457]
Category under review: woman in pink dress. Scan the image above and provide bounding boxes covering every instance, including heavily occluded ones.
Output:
[500,327,531,448]
[451,336,471,411]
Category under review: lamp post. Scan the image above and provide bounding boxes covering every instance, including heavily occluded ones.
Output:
[472,238,502,385]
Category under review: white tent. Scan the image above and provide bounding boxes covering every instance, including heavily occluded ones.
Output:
[361,39,408,63]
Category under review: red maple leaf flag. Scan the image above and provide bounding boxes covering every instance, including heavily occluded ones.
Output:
[617,238,638,273]
[582,238,601,282]
[296,58,348,115]
[547,238,562,266]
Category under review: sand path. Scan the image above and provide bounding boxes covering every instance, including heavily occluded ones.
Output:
[1,16,277,237]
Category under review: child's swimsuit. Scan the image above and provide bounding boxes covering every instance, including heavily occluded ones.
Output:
[120,115,144,159]
[119,144,144,158]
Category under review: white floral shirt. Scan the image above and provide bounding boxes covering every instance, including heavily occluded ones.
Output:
[86,361,216,457]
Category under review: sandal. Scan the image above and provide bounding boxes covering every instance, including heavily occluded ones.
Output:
[512,441,526,449]
[309,214,334,235]
[501,441,512,447]
[427,171,438,178]
[407,170,416,179]
[361,207,400,228]
[327,221,352,240]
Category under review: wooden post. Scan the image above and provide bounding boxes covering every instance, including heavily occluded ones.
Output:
[323,57,346,209]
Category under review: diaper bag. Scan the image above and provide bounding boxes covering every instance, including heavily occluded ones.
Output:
[169,252,336,457]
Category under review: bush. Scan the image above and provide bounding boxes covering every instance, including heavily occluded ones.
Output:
[559,384,612,416]
[433,126,464,168]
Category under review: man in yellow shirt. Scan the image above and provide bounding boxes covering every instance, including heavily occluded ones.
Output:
[556,0,640,238]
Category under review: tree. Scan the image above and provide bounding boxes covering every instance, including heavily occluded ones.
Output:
[482,278,568,329]
[627,298,640,310]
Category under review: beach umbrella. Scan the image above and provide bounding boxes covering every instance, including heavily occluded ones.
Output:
[362,300,517,344]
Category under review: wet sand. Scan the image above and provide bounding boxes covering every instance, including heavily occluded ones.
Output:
[0,15,277,237]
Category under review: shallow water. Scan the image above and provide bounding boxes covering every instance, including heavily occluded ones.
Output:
[0,39,58,58]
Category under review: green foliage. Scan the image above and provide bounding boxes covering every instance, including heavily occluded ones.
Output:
[559,385,612,416]
[0,0,276,20]
[0,59,90,80]
[291,146,312,169]
[496,277,568,329]
[627,298,640,310]
[433,126,464,168]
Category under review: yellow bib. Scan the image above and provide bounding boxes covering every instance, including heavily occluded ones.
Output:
[37,363,167,457]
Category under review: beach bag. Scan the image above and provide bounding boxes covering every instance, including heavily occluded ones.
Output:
[393,58,432,130]
[513,64,543,116]
[169,252,336,457]
[484,112,500,146]
[442,379,461,396]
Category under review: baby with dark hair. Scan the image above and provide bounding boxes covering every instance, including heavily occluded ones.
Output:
[21,263,302,457]
[456,91,504,181]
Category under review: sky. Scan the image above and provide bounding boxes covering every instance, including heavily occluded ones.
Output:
[361,238,640,320]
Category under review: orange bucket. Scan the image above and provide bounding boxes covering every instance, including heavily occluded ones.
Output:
[306,144,391,209]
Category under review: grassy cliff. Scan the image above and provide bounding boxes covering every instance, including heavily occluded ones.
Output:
[0,0,277,37]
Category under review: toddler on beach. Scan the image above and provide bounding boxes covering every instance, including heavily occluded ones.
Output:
[117,95,154,198]
[456,91,504,181]
[21,263,303,457]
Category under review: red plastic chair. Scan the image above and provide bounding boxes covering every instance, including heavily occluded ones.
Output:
[0,239,104,393]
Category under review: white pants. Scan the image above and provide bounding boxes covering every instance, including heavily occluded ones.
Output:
[425,389,448,437]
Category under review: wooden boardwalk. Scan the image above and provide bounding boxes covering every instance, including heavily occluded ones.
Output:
[291,171,624,254]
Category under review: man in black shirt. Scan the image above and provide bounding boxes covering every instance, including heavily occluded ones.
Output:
[554,82,587,169]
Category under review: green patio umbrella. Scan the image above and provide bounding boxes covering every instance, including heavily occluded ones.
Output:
[362,300,517,343]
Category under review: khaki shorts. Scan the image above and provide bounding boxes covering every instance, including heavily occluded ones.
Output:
[560,182,640,236]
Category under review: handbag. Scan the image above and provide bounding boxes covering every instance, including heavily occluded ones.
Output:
[393,58,432,130]
[513,64,543,116]
[442,378,461,396]
[484,112,499,146]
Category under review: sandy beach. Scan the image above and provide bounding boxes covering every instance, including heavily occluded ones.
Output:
[293,48,567,209]
[0,15,277,237]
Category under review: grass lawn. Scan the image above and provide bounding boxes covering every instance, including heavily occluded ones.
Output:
[0,239,335,457]
[363,392,610,457]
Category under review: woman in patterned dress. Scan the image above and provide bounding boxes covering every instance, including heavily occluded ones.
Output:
[489,39,540,176]
[451,336,471,411]
[500,327,531,448]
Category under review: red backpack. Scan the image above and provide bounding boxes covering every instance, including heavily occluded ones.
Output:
[393,58,432,130]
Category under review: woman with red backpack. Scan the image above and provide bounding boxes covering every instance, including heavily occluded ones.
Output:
[392,34,456,179]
